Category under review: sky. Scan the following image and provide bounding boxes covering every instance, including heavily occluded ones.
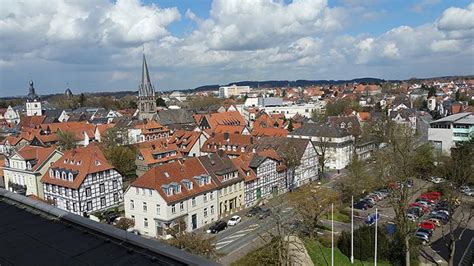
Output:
[0,0,473,97]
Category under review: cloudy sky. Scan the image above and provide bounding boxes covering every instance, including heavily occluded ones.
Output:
[1,0,473,97]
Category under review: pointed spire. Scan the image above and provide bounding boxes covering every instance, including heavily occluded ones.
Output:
[142,54,151,88]
[139,53,154,97]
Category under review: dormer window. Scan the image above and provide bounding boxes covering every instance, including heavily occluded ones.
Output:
[176,185,181,193]
[55,170,60,179]
[64,159,68,164]
[348,122,352,128]
[340,122,346,128]
[198,179,204,186]
[49,169,54,177]
[166,188,173,196]
[241,147,245,152]
[62,172,67,180]
[164,172,170,178]
[68,173,73,181]
[77,161,81,165]
[95,160,101,166]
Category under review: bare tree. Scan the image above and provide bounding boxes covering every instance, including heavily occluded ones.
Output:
[287,184,339,238]
[436,140,474,266]
[373,122,434,265]
[338,156,377,204]
[166,218,220,260]
[281,145,301,192]
[57,131,77,150]
[313,136,331,178]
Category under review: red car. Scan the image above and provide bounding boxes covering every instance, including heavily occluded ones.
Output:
[421,192,441,201]
[419,221,436,230]
[417,196,435,204]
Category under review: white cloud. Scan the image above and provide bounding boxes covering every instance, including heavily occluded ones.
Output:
[437,3,474,39]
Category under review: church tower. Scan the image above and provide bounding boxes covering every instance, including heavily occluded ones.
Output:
[26,80,42,116]
[138,54,157,120]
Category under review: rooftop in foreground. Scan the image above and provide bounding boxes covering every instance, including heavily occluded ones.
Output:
[0,189,216,266]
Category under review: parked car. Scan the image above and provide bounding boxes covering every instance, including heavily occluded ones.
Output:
[416,228,433,237]
[430,177,445,184]
[246,206,262,217]
[419,221,436,230]
[227,215,242,226]
[427,218,441,227]
[127,228,141,235]
[258,208,272,219]
[207,221,228,234]
[362,198,376,206]
[407,213,418,221]
[415,232,430,244]
[464,188,474,197]
[354,201,369,210]
[407,207,422,217]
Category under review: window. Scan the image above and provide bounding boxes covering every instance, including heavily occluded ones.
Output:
[46,184,51,192]
[203,193,207,202]
[211,205,214,214]
[192,197,196,206]
[73,191,77,198]
[100,197,106,207]
[49,169,53,177]
[55,170,60,179]
[112,180,118,189]
[113,193,118,203]
[210,192,213,200]
[68,173,73,181]
[131,215,135,222]
[144,218,148,228]
[143,202,147,212]
[204,208,208,217]
[86,201,92,211]
[62,172,66,180]
[99,183,105,193]
[148,189,152,196]
[171,204,176,214]
[135,187,139,194]
[65,189,69,197]
[156,204,160,215]
[180,201,184,211]
[58,187,63,195]
[73,203,77,212]
[130,200,134,210]
[86,187,91,197]
[66,201,70,210]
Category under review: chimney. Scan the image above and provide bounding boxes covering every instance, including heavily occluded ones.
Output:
[224,132,230,141]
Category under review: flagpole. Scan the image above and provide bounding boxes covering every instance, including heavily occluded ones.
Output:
[374,208,378,266]
[351,196,354,264]
[331,203,334,266]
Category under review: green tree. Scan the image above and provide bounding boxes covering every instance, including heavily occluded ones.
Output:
[338,156,376,204]
[287,120,294,132]
[104,145,136,177]
[57,131,77,150]
[79,93,86,107]
[156,97,167,107]
[455,90,460,101]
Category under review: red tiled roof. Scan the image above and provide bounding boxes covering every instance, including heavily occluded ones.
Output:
[168,130,202,154]
[203,111,246,129]
[138,142,182,166]
[202,133,255,156]
[131,157,218,204]
[41,144,114,189]
[212,124,246,135]
[252,127,288,137]
[231,155,257,182]
[16,146,59,171]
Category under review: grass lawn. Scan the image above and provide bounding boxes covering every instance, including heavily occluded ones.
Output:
[322,210,351,223]
[304,239,391,266]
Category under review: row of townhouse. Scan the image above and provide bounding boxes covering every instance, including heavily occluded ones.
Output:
[2,144,124,216]
[124,137,319,238]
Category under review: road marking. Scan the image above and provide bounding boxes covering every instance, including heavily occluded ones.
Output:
[215,223,260,250]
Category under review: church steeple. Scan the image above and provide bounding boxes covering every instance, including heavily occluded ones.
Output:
[138,53,157,120]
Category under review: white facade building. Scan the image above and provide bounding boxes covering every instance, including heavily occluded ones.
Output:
[3,106,20,124]
[3,146,62,198]
[428,112,474,154]
[124,158,219,239]
[219,84,251,98]
[41,145,124,216]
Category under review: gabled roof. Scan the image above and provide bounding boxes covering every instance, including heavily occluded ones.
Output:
[156,109,195,125]
[201,133,255,156]
[198,151,243,186]
[14,146,60,171]
[168,130,202,154]
[138,141,182,166]
[201,111,246,129]
[254,137,310,160]
[131,157,217,204]
[231,155,257,182]
[212,124,247,135]
[41,145,114,189]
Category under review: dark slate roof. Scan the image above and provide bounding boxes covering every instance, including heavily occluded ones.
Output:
[156,109,195,126]
[27,80,40,101]
[392,94,411,107]
[326,116,361,136]
[389,108,416,120]
[0,189,216,266]
[43,109,64,123]
[289,123,349,138]
[249,154,268,168]
[254,137,310,160]
[198,151,242,186]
